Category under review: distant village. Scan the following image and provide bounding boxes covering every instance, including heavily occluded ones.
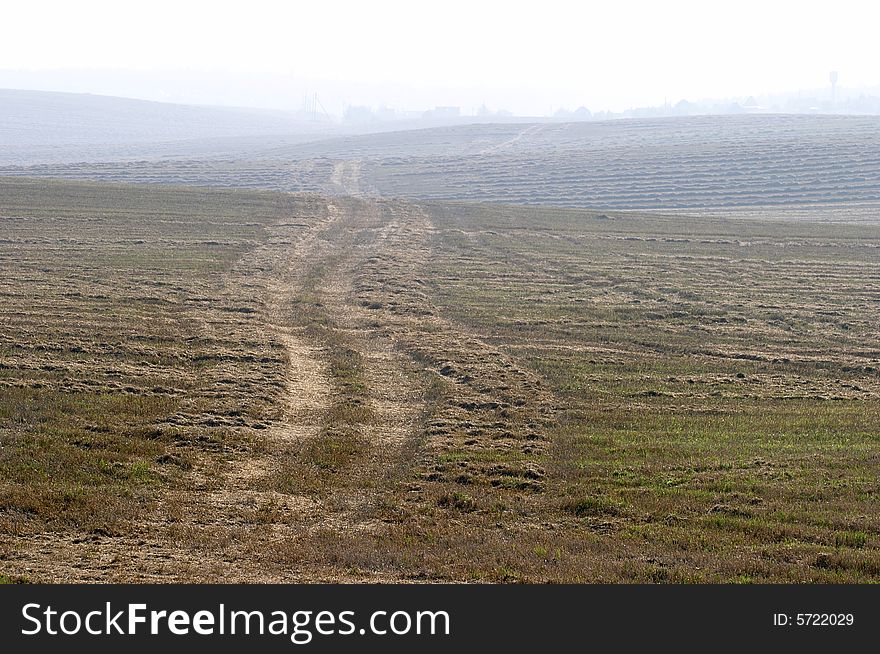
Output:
[329,76,880,125]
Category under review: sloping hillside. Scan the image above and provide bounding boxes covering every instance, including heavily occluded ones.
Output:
[4,109,880,210]
[0,89,333,164]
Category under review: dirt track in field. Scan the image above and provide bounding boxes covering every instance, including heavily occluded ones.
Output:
[2,194,554,582]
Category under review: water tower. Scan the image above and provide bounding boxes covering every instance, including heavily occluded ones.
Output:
[830,71,839,107]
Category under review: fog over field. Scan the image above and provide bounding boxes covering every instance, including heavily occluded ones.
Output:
[4,99,880,213]
[3,1,880,116]
[3,1,880,210]
[2,1,880,587]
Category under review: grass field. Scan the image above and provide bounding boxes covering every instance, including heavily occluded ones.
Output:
[4,115,880,210]
[1,177,878,582]
[403,202,880,581]
[0,179,300,574]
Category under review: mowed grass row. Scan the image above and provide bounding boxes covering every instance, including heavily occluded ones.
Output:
[413,201,880,582]
[0,178,298,536]
[6,115,880,211]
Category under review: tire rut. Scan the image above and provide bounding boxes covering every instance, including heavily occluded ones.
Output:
[3,194,556,582]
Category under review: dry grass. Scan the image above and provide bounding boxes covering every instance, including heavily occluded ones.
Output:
[5,115,880,212]
[0,178,294,536]
[356,200,880,582]
[3,179,878,583]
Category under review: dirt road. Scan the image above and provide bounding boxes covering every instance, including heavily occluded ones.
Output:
[3,195,554,582]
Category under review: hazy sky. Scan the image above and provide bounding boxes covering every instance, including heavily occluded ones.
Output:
[2,0,878,114]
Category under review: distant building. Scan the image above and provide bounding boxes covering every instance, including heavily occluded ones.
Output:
[424,106,460,119]
[742,96,762,112]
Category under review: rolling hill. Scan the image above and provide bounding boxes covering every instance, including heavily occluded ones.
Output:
[0,88,337,165]
[3,97,880,211]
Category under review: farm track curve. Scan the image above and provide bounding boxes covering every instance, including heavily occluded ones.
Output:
[3,194,556,581]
